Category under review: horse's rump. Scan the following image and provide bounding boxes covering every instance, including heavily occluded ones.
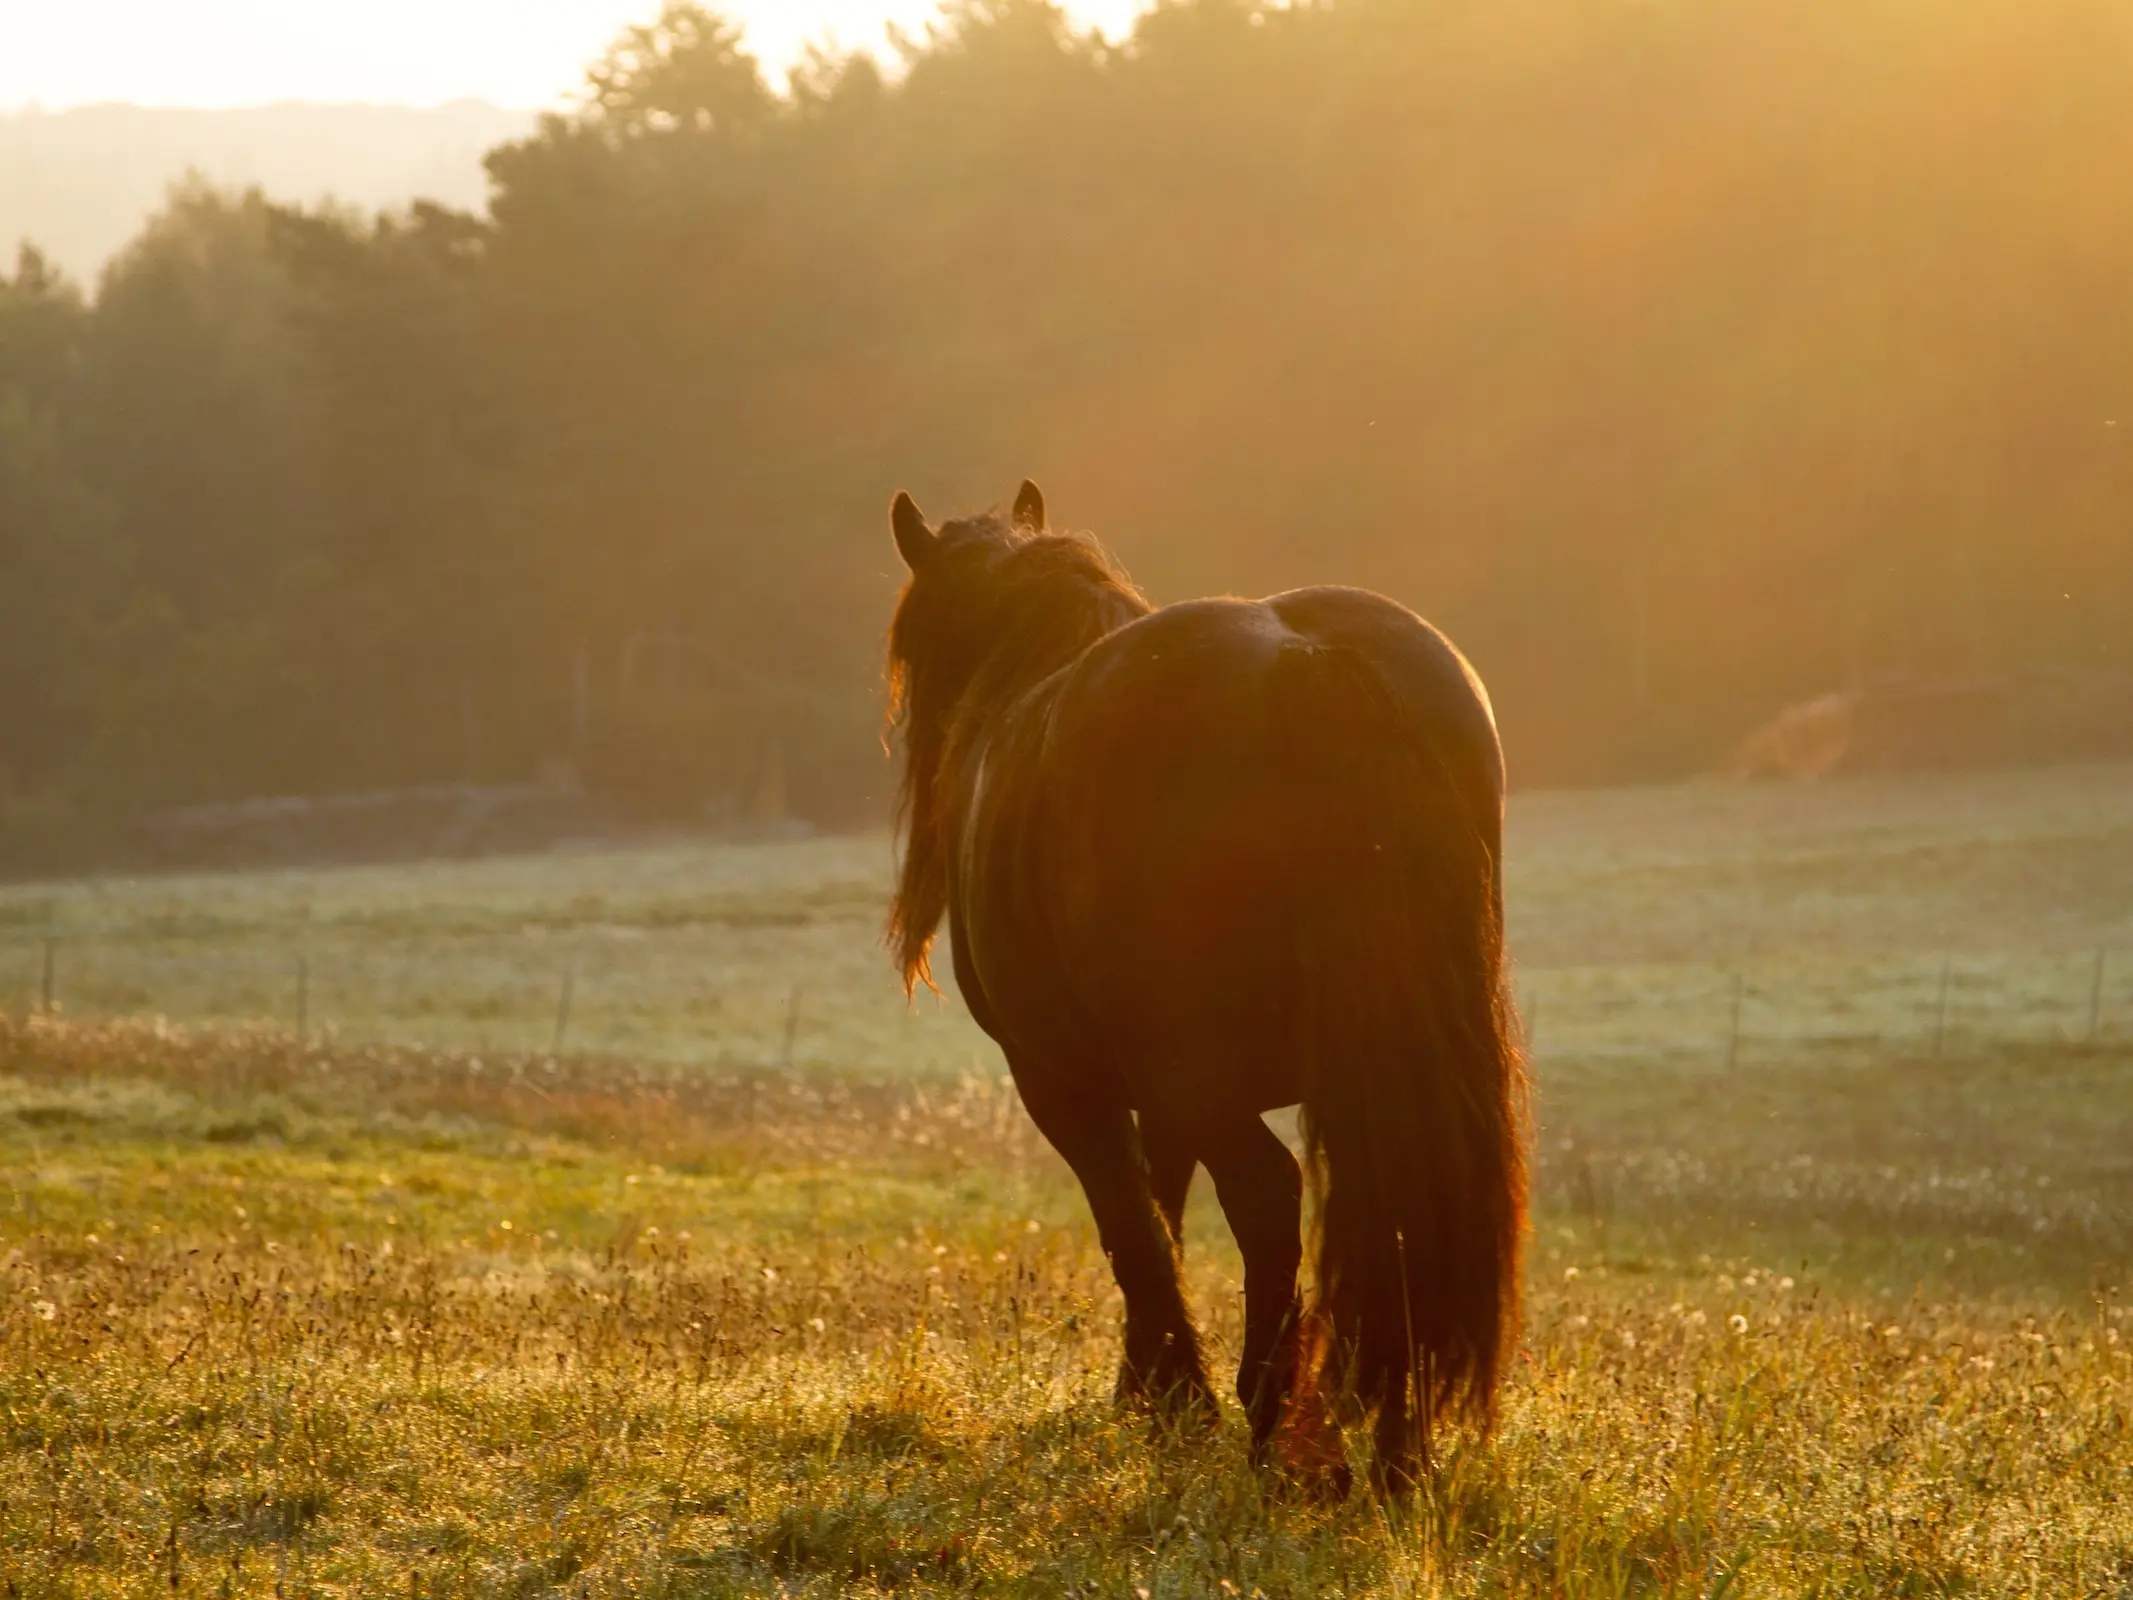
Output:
[1267,628,1527,1460]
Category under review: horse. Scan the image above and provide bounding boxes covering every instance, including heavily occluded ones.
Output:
[883,481,1528,1493]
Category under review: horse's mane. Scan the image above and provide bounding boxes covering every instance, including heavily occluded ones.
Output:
[886,513,1150,992]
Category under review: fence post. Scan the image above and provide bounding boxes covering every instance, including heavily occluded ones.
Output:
[39,938,56,1015]
[1724,971,1745,1071]
[1932,956,1951,1059]
[551,957,577,1055]
[2089,949,2108,1043]
[780,985,804,1072]
[295,952,309,1043]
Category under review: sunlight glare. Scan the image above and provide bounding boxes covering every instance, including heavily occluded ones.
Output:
[0,0,1156,112]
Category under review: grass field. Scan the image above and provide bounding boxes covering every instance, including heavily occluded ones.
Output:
[3,764,2131,1595]
[5,762,2131,1070]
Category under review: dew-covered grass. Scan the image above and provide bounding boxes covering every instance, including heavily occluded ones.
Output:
[3,763,2129,1071]
[2,765,2130,1593]
[2,1015,2127,1597]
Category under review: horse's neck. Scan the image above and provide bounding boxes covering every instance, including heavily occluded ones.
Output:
[948,582,1135,801]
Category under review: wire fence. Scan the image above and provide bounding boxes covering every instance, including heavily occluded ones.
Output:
[1,933,2124,1077]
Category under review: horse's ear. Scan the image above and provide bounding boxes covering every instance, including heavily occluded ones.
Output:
[1011,479,1046,532]
[891,491,936,570]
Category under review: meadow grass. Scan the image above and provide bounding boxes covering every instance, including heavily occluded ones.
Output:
[2,763,2130,1071]
[2,765,2130,1594]
[1,1014,2127,1597]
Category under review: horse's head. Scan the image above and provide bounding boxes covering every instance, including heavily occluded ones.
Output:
[885,481,1047,742]
[882,480,1144,990]
[891,479,1047,572]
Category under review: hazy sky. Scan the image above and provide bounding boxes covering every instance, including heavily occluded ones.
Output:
[0,1,1153,111]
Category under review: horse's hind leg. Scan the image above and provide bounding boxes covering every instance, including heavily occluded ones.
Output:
[1199,1112,1349,1492]
[1140,1112,1197,1247]
[1017,1077,1214,1416]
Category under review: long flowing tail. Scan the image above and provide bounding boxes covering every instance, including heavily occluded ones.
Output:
[1276,641,1529,1481]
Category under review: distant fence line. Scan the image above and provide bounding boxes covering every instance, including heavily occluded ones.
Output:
[0,934,2124,1075]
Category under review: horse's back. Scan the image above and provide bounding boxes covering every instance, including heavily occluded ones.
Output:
[1049,586,1501,819]
[970,586,1502,1105]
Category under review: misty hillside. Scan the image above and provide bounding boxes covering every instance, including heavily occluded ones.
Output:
[0,101,536,284]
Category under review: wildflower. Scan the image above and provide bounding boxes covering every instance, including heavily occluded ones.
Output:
[1025,1219,1042,1233]
[33,1300,56,1321]
[1729,1314,1749,1335]
[1563,1266,1580,1281]
[809,1317,826,1333]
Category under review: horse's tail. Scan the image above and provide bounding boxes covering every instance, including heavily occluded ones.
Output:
[1276,641,1528,1478]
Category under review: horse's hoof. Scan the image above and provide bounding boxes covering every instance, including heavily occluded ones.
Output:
[1255,1447,1353,1504]
[1115,1366,1221,1432]
[1311,1458,1356,1503]
[1369,1460,1424,1500]
[1264,1401,1352,1501]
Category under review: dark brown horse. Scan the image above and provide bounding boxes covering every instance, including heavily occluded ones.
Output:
[884,482,1528,1492]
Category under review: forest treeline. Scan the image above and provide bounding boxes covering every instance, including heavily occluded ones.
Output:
[4,0,2130,865]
